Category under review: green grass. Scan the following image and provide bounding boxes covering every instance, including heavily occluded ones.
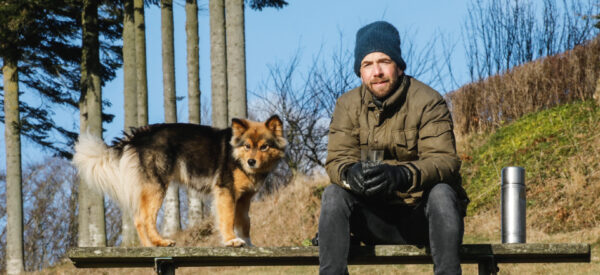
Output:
[461,100,600,214]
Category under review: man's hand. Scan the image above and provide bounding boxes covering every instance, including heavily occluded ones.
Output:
[344,162,367,195]
[362,164,412,197]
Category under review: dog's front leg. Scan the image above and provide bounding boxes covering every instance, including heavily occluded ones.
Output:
[214,186,246,247]
[234,193,254,246]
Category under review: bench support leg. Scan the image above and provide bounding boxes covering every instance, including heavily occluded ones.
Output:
[155,257,176,275]
[477,256,499,275]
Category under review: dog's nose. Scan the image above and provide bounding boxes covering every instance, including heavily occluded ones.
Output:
[248,159,256,167]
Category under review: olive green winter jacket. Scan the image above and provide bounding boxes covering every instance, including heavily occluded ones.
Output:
[325,75,468,206]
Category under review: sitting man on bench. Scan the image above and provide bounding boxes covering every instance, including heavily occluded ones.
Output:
[318,21,470,275]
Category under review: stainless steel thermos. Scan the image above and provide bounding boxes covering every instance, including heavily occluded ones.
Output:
[501,166,526,243]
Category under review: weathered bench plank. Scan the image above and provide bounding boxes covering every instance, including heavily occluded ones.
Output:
[68,243,590,268]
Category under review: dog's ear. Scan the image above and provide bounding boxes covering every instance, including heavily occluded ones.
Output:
[265,115,283,137]
[231,118,249,138]
[265,115,287,149]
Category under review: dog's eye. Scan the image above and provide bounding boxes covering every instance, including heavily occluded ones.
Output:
[259,144,269,151]
[244,144,251,150]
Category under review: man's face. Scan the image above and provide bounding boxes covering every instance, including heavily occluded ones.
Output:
[359,52,403,99]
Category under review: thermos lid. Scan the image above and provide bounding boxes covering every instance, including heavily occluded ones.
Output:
[501,166,525,186]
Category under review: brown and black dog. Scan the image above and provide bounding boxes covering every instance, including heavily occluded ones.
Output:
[73,115,286,247]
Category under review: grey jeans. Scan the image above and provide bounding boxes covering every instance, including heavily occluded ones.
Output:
[318,183,464,275]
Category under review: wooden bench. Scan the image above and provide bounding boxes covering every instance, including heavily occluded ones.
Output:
[68,243,591,275]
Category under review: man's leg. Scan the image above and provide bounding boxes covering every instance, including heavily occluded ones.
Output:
[319,184,356,275]
[425,183,464,275]
[318,184,412,275]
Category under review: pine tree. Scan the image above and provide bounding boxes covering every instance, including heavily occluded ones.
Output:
[160,0,182,237]
[186,0,201,126]
[79,0,107,247]
[1,0,121,265]
[120,0,140,247]
[3,54,24,275]
[185,0,206,227]
[1,1,120,159]
[77,0,123,248]
[225,0,247,119]
[209,0,287,127]
[134,0,149,126]
[1,4,26,272]
[210,0,228,128]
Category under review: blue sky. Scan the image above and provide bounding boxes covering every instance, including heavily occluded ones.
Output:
[2,0,472,168]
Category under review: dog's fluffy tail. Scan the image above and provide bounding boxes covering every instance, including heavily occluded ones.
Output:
[73,133,141,215]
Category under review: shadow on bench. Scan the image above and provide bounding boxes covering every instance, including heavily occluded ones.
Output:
[68,243,591,275]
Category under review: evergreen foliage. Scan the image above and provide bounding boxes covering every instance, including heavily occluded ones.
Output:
[0,0,122,158]
[247,0,288,11]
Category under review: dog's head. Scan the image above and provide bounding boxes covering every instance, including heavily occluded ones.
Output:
[230,115,287,174]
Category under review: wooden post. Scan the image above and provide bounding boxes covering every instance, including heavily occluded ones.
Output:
[154,257,175,275]
[477,255,499,275]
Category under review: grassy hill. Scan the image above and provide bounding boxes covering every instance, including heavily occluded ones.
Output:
[34,101,600,274]
[459,100,600,233]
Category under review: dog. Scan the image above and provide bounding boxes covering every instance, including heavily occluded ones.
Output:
[72,115,286,247]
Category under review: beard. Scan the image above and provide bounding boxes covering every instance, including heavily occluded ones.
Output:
[366,75,401,100]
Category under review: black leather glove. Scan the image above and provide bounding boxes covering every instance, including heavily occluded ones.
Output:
[344,162,366,195]
[362,164,412,197]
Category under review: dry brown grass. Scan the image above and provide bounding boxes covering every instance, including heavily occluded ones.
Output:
[533,130,600,233]
[448,37,600,135]
[170,173,328,248]
[463,210,600,275]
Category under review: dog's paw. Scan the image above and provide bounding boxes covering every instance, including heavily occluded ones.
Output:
[242,238,254,247]
[156,239,176,247]
[224,237,247,247]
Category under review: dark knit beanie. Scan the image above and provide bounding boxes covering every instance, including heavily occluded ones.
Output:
[354,21,406,76]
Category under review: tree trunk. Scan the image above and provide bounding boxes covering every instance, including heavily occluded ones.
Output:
[186,0,207,227]
[80,0,106,247]
[77,164,90,247]
[120,0,140,247]
[225,0,247,119]
[68,172,80,248]
[162,0,177,123]
[3,58,25,275]
[186,0,201,125]
[77,4,91,246]
[134,0,148,126]
[123,0,138,131]
[187,190,207,228]
[160,0,181,237]
[210,0,228,128]
[594,73,600,106]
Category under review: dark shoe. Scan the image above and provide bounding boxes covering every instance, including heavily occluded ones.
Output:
[311,232,319,246]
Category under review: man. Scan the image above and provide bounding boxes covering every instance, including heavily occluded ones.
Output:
[318,21,469,275]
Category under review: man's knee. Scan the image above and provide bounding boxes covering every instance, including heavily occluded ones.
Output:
[321,184,354,213]
[426,183,464,239]
[426,183,461,215]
